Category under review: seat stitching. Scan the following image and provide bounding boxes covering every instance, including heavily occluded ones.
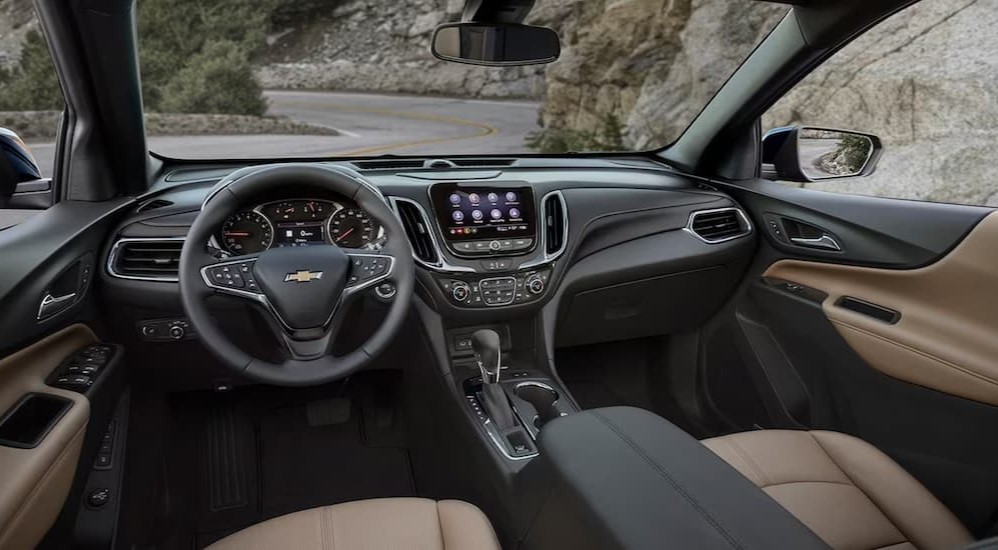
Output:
[809,432,911,547]
[322,505,334,550]
[724,437,771,487]
[759,479,854,490]
[436,500,447,549]
[591,411,745,550]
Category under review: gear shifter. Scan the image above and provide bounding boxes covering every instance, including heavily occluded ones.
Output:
[472,329,516,430]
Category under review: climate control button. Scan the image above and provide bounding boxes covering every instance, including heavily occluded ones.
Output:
[452,282,471,302]
[526,275,545,295]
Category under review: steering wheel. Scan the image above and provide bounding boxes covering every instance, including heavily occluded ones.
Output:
[178,163,414,386]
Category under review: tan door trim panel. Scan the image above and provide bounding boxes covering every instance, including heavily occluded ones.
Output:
[764,211,998,406]
[0,324,95,549]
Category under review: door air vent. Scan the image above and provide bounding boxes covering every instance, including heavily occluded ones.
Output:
[392,199,439,265]
[109,239,184,280]
[542,191,567,256]
[351,159,426,170]
[686,208,751,243]
[136,199,173,212]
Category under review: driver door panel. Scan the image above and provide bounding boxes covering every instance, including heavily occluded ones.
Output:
[0,325,94,549]
[0,200,131,547]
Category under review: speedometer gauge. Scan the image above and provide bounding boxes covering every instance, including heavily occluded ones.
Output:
[221,211,273,254]
[328,208,376,248]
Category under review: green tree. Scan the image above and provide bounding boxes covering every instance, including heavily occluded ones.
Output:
[137,0,275,113]
[0,30,63,111]
[159,39,267,115]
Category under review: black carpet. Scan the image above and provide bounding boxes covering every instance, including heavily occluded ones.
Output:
[132,373,414,549]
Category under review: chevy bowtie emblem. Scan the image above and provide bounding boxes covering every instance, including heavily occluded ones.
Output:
[285,270,323,283]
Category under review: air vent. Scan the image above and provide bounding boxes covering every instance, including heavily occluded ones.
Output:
[393,199,439,265]
[351,159,426,170]
[136,199,173,212]
[450,158,515,167]
[110,239,183,280]
[542,191,566,256]
[687,208,751,243]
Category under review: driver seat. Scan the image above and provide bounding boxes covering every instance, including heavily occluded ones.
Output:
[205,498,501,550]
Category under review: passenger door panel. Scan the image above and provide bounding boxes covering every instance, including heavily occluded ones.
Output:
[718,179,998,534]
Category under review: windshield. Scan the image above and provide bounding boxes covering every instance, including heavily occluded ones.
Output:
[137,1,786,159]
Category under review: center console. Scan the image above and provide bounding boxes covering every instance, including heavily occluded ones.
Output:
[401,182,566,311]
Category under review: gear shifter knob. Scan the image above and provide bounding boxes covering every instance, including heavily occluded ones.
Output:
[471,329,502,384]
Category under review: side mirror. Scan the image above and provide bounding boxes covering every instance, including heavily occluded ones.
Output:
[431,23,560,67]
[762,126,883,182]
[0,128,52,209]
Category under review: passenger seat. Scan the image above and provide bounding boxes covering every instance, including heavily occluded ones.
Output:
[703,430,972,550]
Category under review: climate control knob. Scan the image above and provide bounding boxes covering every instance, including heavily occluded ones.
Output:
[526,275,545,295]
[452,282,471,302]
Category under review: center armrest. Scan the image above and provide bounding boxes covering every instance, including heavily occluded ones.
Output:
[523,407,829,550]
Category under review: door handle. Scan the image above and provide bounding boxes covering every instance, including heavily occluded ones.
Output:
[790,234,841,251]
[37,292,77,320]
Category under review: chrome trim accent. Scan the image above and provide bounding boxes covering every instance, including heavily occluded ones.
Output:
[106,237,187,282]
[519,190,569,270]
[388,196,475,273]
[683,207,753,244]
[513,381,557,393]
[790,234,842,251]
[38,292,77,320]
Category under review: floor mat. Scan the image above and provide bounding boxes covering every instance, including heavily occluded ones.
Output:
[150,373,414,549]
[257,403,413,519]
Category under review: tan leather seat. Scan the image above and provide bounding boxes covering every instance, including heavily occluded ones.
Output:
[206,497,501,550]
[703,430,972,550]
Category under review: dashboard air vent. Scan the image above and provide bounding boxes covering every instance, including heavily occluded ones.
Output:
[351,159,426,170]
[450,158,515,167]
[136,199,173,212]
[111,240,183,280]
[687,208,751,243]
[543,192,566,255]
[393,200,439,264]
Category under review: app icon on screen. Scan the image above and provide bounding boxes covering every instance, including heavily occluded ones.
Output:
[508,208,521,219]
[471,209,483,220]
[452,211,464,222]
[491,209,503,220]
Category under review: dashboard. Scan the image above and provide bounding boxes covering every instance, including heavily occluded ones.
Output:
[215,199,384,255]
[102,158,756,351]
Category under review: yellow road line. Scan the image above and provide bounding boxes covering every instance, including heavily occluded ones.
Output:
[273,100,498,156]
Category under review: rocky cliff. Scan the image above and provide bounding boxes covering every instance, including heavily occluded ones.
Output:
[762,0,998,205]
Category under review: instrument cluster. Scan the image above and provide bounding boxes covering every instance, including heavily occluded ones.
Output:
[217,199,383,255]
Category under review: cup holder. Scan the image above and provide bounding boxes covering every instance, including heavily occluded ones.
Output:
[514,382,560,428]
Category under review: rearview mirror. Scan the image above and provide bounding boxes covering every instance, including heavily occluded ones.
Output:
[762,126,883,183]
[431,23,560,67]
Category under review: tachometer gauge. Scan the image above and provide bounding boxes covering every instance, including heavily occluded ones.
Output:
[328,208,376,248]
[221,211,273,254]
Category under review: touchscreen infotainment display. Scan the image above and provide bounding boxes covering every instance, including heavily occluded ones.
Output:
[430,184,535,241]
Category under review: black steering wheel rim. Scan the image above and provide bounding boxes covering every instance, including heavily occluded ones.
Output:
[178,163,414,386]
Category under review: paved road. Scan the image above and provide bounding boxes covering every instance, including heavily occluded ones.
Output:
[27,90,542,177]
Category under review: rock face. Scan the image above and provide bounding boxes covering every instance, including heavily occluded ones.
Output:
[532,0,784,149]
[0,0,37,66]
[763,0,998,205]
